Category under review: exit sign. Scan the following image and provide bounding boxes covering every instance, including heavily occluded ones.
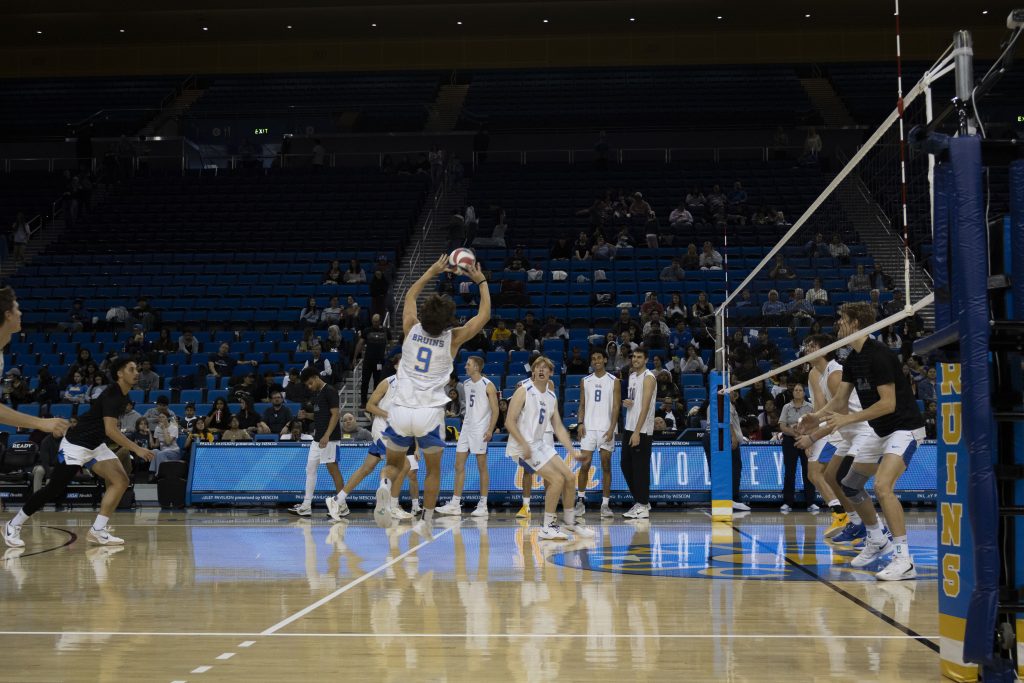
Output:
[254,128,269,135]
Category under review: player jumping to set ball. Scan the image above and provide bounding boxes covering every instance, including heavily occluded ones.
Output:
[575,348,620,518]
[376,253,490,528]
[801,303,926,581]
[505,356,593,541]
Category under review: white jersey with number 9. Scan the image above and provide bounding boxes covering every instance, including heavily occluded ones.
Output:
[394,323,454,409]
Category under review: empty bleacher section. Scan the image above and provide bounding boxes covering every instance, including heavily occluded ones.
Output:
[0,76,182,138]
[459,67,821,130]
[186,72,443,140]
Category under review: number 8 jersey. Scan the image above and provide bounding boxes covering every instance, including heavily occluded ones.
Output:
[395,323,454,408]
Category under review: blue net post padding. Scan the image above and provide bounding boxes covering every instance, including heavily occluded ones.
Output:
[708,372,733,517]
[950,136,1000,668]
[1010,160,1024,321]
[932,162,954,330]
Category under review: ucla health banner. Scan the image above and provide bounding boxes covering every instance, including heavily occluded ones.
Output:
[187,440,936,506]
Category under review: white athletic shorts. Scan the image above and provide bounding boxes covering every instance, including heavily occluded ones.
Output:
[383,405,446,450]
[456,428,488,455]
[808,437,837,464]
[580,428,615,454]
[846,429,889,464]
[506,437,557,472]
[880,427,928,465]
[308,440,339,464]
[58,438,118,468]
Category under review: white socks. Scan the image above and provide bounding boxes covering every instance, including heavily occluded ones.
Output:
[451,496,461,505]
[893,535,909,556]
[602,497,610,506]
[563,509,576,527]
[93,514,110,532]
[11,510,29,527]
[336,490,347,503]
[543,512,557,526]
[303,458,318,507]
[849,511,862,525]
[522,495,529,507]
[866,522,884,542]
[423,509,434,522]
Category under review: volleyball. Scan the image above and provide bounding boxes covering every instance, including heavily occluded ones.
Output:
[448,247,476,271]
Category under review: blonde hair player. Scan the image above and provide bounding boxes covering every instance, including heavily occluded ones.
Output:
[377,254,490,528]
[325,375,413,522]
[801,302,926,581]
[505,356,594,541]
[575,347,621,518]
[794,333,869,543]
[437,355,499,517]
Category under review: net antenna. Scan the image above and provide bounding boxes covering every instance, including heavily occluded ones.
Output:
[713,31,963,395]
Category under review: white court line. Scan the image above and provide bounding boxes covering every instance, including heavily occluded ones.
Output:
[238,641,255,648]
[191,665,212,673]
[216,652,235,660]
[0,630,939,640]
[260,524,457,636]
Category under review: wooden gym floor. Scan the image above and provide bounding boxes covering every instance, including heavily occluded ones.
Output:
[0,509,938,682]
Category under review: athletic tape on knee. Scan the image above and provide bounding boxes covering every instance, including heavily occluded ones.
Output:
[840,469,871,504]
[406,455,419,471]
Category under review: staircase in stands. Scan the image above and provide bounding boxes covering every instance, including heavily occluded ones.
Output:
[138,88,206,138]
[799,77,855,127]
[425,85,470,132]
[339,178,467,416]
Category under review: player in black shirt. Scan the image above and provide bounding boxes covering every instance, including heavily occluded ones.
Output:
[289,367,345,519]
[806,302,926,581]
[4,357,155,549]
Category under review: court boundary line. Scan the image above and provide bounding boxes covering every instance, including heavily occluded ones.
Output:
[0,630,941,640]
[1,526,77,560]
[725,521,940,653]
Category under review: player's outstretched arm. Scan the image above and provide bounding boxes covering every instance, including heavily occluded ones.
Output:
[451,262,491,348]
[0,403,67,436]
[404,253,451,337]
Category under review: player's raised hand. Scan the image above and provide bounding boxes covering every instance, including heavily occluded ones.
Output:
[428,253,451,276]
[463,262,486,284]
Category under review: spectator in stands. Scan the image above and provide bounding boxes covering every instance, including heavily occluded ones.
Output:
[206,397,232,434]
[572,232,591,261]
[565,347,590,375]
[642,311,670,351]
[343,259,366,284]
[178,329,200,355]
[504,257,527,273]
[848,264,871,292]
[685,187,706,216]
[699,241,723,270]
[679,345,707,374]
[321,260,342,284]
[11,212,29,262]
[924,400,938,439]
[771,126,791,158]
[85,373,106,400]
[208,342,256,379]
[153,328,175,356]
[369,269,390,318]
[592,234,615,260]
[299,297,321,326]
[5,371,31,408]
[118,400,143,433]
[178,402,198,432]
[829,233,850,263]
[521,311,541,338]
[296,328,318,353]
[613,308,642,340]
[728,181,748,214]
[445,389,462,418]
[64,348,95,385]
[62,371,89,405]
[882,325,903,359]
[124,328,154,360]
[144,395,177,431]
[805,232,830,259]
[446,212,466,251]
[234,397,268,434]
[868,289,886,319]
[665,293,687,326]
[131,297,158,331]
[504,247,529,271]
[870,263,894,291]
[769,255,797,281]
[58,299,90,333]
[339,412,373,442]
[691,291,715,326]
[220,416,253,442]
[250,371,279,404]
[429,147,445,185]
[343,296,362,329]
[321,295,344,327]
[540,315,568,341]
[917,367,938,402]
[640,292,665,321]
[262,392,293,435]
[124,417,155,471]
[659,258,686,282]
[757,398,781,439]
[509,320,537,352]
[761,289,787,325]
[707,185,727,216]
[883,289,906,317]
[681,243,701,271]
[355,313,391,406]
[303,343,334,386]
[806,277,829,305]
[136,360,160,393]
[185,418,216,449]
[375,254,395,285]
[229,372,259,404]
[311,139,327,170]
[787,288,815,326]
[669,202,694,229]
[803,128,823,162]
[550,235,572,260]
[33,367,60,409]
[670,321,693,353]
[149,413,182,479]
[490,320,512,350]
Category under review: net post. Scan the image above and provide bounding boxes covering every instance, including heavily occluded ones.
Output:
[953,30,976,134]
[708,371,733,521]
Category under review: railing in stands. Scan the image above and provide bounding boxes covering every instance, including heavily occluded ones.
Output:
[470,145,807,166]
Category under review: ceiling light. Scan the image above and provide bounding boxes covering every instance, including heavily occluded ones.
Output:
[805,13,811,18]
[982,9,989,14]
[36,30,43,35]
[456,20,463,25]
[716,15,723,20]
[202,27,208,31]
[629,17,636,22]
[371,23,377,27]
[542,18,549,23]
[119,28,125,33]
[286,25,293,29]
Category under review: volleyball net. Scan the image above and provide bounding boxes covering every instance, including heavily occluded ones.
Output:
[712,43,962,393]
